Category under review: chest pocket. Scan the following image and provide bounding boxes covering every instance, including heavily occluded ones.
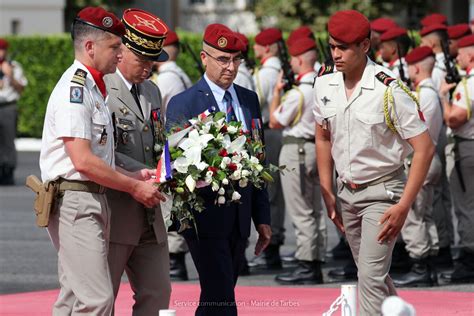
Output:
[116,116,139,153]
[91,109,110,145]
[321,106,337,134]
[354,112,385,147]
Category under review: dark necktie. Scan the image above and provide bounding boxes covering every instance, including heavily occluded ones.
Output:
[224,91,237,122]
[130,84,143,115]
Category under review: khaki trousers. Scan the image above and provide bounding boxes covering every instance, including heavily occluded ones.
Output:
[402,154,441,258]
[338,174,405,316]
[279,142,327,261]
[47,191,114,316]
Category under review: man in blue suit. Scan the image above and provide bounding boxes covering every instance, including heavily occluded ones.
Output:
[166,24,272,316]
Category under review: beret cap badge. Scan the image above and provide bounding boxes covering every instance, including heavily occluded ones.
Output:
[102,16,113,28]
[218,36,228,48]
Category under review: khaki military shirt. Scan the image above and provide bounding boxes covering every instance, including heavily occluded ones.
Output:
[451,72,474,139]
[40,60,114,182]
[432,52,447,91]
[274,71,316,139]
[313,58,427,184]
[253,56,281,123]
[0,60,27,103]
[416,78,443,145]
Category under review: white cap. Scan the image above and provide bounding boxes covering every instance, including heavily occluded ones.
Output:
[382,296,416,316]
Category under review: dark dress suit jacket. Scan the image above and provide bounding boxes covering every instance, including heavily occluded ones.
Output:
[166,77,271,239]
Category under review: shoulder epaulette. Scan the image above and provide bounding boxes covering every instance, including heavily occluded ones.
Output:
[375,71,396,86]
[71,69,88,86]
[317,64,334,77]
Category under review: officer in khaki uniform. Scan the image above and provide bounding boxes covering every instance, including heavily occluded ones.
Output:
[269,37,327,284]
[440,34,474,283]
[39,7,165,315]
[104,9,171,314]
[149,29,192,281]
[0,38,27,185]
[314,11,434,315]
[394,47,443,287]
[249,28,285,269]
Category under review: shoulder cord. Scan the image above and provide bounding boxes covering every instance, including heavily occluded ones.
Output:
[280,85,304,127]
[383,80,420,134]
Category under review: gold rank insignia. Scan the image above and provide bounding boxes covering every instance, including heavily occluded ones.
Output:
[120,107,129,115]
[71,69,87,86]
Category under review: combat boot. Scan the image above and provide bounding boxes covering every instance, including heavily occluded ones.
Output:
[328,261,358,280]
[275,260,323,285]
[169,252,188,281]
[248,244,282,270]
[440,251,474,284]
[393,258,434,287]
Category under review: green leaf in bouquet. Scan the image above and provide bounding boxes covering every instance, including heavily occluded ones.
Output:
[217,170,227,181]
[214,111,225,121]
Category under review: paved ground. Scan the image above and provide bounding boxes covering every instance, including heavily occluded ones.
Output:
[1,151,473,295]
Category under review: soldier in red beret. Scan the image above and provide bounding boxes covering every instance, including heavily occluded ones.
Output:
[439,34,474,285]
[39,7,166,315]
[166,23,271,316]
[233,32,256,91]
[420,24,449,91]
[421,13,448,27]
[392,46,444,287]
[249,27,287,272]
[370,18,398,64]
[266,37,328,285]
[314,10,434,315]
[448,24,472,59]
[287,26,322,72]
[378,27,411,84]
[0,38,27,185]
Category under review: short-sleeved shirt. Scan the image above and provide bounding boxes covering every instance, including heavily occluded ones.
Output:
[40,60,114,182]
[234,62,255,92]
[432,52,447,92]
[416,78,443,145]
[150,61,192,111]
[451,73,474,139]
[274,71,316,139]
[0,60,28,103]
[313,58,427,184]
[253,56,281,123]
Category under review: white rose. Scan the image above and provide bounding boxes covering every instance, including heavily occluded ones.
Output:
[227,125,238,134]
[242,170,251,177]
[239,179,248,188]
[218,187,225,195]
[231,191,241,201]
[241,151,249,160]
[230,170,241,180]
[222,178,229,185]
[212,182,219,192]
[218,196,226,204]
[185,175,196,193]
[250,156,260,164]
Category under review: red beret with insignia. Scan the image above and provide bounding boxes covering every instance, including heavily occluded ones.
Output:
[234,33,249,52]
[328,10,370,44]
[457,34,474,48]
[371,18,398,33]
[75,7,125,37]
[255,28,283,46]
[122,8,169,62]
[203,24,245,52]
[288,38,317,56]
[287,26,314,46]
[164,30,179,46]
[420,24,447,37]
[0,38,8,49]
[448,24,471,40]
[405,46,434,65]
[421,13,447,27]
[380,27,407,42]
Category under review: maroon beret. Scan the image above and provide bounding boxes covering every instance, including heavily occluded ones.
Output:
[421,13,447,27]
[288,38,317,56]
[328,10,370,44]
[380,27,407,42]
[164,30,179,46]
[122,8,169,62]
[203,24,245,52]
[287,26,314,46]
[255,28,282,46]
[458,34,474,48]
[448,24,471,40]
[405,46,434,65]
[371,18,398,33]
[234,32,249,52]
[75,7,125,37]
[420,24,447,37]
[0,38,8,50]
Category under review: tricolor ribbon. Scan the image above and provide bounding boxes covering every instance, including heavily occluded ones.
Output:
[155,140,173,183]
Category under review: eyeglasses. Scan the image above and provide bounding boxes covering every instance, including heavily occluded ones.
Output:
[203,50,243,67]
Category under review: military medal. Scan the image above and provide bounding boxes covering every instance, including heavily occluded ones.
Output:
[99,127,108,145]
[251,118,263,142]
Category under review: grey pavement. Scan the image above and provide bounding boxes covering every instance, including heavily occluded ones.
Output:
[0,151,473,295]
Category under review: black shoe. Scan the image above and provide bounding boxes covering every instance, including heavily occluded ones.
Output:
[248,244,282,270]
[281,251,297,264]
[390,242,412,273]
[275,260,323,285]
[440,253,474,284]
[170,252,188,281]
[330,238,352,259]
[328,261,358,280]
[393,259,435,287]
[0,166,14,186]
[433,246,454,269]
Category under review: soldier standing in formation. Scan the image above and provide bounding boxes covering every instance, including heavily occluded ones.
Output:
[0,38,27,185]
[104,8,171,314]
